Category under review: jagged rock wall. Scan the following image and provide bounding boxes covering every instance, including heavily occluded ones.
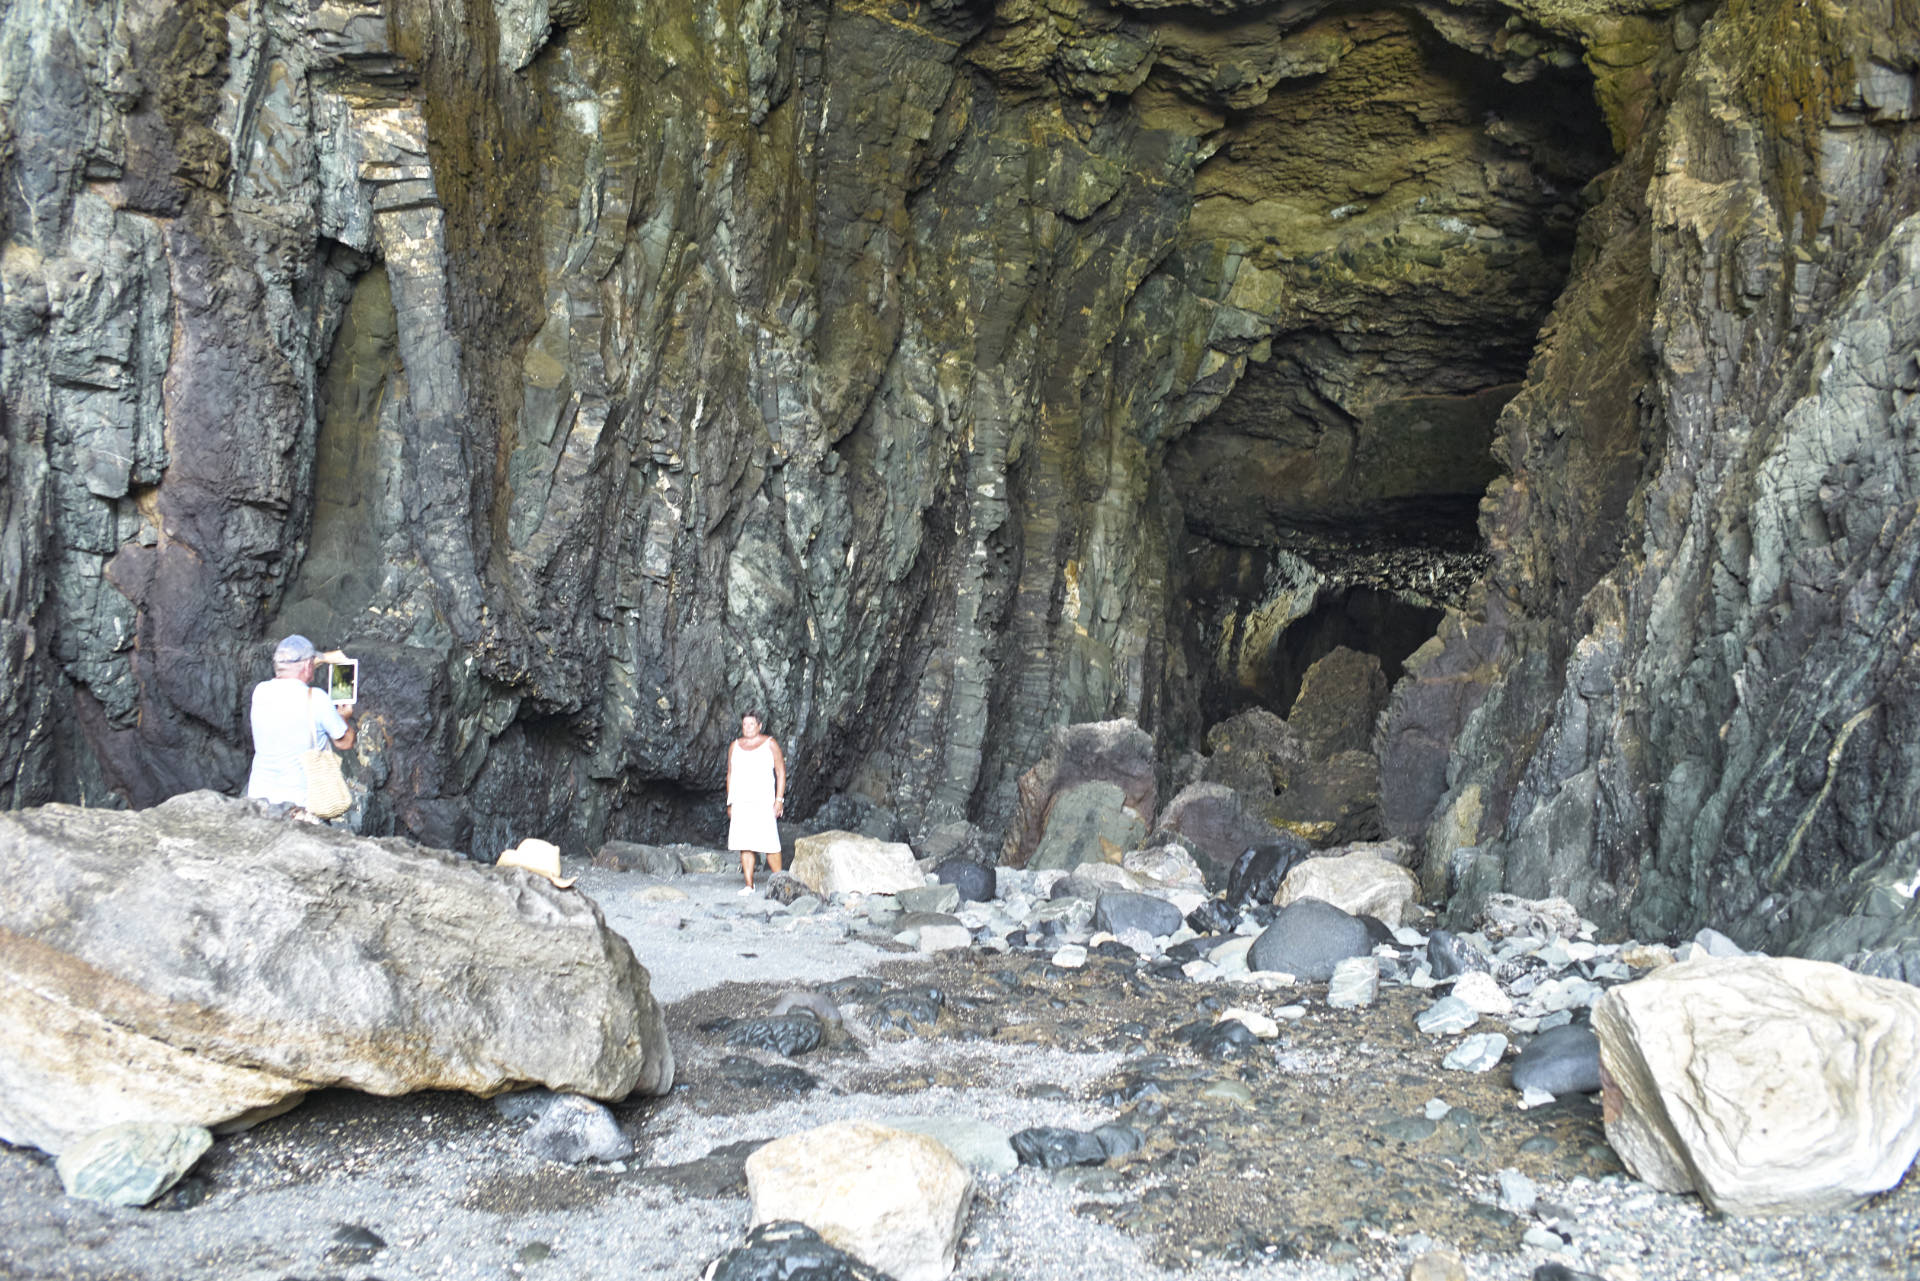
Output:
[1,0,1614,858]
[1385,0,1920,961]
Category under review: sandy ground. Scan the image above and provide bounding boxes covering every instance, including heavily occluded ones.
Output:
[2,866,1915,1281]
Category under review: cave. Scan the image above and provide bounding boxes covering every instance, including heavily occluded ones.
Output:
[1155,2,1616,746]
[1269,586,1444,718]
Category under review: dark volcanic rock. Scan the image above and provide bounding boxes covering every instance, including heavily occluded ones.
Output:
[1426,929,1488,980]
[1010,1127,1109,1169]
[717,1057,819,1095]
[934,858,995,903]
[761,872,813,907]
[1510,1025,1602,1097]
[1185,899,1237,936]
[1094,891,1184,938]
[1248,899,1375,981]
[722,1015,823,1058]
[1226,838,1311,911]
[707,1221,897,1281]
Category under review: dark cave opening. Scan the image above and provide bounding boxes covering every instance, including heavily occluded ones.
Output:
[1271,586,1444,717]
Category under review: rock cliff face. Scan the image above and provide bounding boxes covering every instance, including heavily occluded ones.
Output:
[1385,0,1920,964]
[2,0,1915,960]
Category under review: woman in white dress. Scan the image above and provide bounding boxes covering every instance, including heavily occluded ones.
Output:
[726,711,787,893]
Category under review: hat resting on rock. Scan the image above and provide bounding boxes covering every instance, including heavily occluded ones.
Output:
[496,838,576,889]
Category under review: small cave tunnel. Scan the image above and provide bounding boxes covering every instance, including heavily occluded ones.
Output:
[1157,1,1615,747]
[1268,586,1443,717]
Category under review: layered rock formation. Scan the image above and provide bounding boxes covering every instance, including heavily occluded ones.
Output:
[0,0,1609,857]
[1384,0,1920,965]
[2,0,1915,966]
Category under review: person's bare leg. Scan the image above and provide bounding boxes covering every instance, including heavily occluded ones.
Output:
[768,851,784,875]
[738,850,754,889]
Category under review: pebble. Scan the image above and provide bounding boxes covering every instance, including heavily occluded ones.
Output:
[1210,937,1254,973]
[1442,1032,1509,1073]
[1216,1007,1280,1038]
[919,924,972,952]
[1423,1098,1452,1120]
[1051,945,1088,969]
[1181,959,1220,981]
[1275,1004,1308,1020]
[1417,996,1479,1035]
[1519,1087,1558,1110]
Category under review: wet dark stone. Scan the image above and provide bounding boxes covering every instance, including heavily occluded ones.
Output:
[1146,959,1185,981]
[1225,838,1309,910]
[761,872,811,906]
[870,989,943,1034]
[1248,899,1374,980]
[723,1014,823,1057]
[1163,938,1209,964]
[707,1220,896,1281]
[1093,940,1135,959]
[1174,1017,1257,1058]
[1011,1126,1110,1168]
[1094,890,1185,938]
[933,858,994,903]
[1004,929,1031,949]
[1511,1024,1602,1096]
[819,976,887,1004]
[1426,929,1487,979]
[1533,1262,1604,1281]
[717,1055,819,1094]
[1092,1123,1144,1158]
[1360,915,1397,947]
[1185,898,1237,935]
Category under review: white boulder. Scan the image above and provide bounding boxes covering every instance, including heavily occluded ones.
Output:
[1276,851,1420,927]
[1593,956,1920,1214]
[790,831,924,896]
[746,1120,973,1281]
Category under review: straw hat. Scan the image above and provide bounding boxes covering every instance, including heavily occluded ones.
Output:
[496,838,576,889]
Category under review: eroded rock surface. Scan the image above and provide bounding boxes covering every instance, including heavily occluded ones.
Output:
[0,792,672,1155]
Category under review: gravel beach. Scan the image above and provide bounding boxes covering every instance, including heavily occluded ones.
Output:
[3,867,1915,1281]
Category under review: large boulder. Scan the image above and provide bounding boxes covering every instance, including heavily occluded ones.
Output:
[1003,720,1157,868]
[1285,646,1389,760]
[1149,782,1285,888]
[789,831,924,896]
[1026,781,1147,872]
[1593,956,1920,1215]
[1247,898,1375,981]
[745,1119,973,1281]
[1276,850,1421,928]
[1269,750,1385,845]
[1201,708,1307,797]
[0,792,673,1157]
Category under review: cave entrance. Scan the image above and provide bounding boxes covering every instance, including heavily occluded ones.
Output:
[1271,586,1443,717]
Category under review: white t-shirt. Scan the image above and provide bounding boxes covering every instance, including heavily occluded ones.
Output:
[246,678,349,805]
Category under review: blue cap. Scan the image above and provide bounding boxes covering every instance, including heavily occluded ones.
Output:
[272,634,317,663]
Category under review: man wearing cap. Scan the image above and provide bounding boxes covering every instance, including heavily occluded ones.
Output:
[246,634,356,812]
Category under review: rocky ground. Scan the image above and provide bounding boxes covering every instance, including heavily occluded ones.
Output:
[2,867,1916,1281]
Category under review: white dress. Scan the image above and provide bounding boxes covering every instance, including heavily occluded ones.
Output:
[727,739,781,854]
